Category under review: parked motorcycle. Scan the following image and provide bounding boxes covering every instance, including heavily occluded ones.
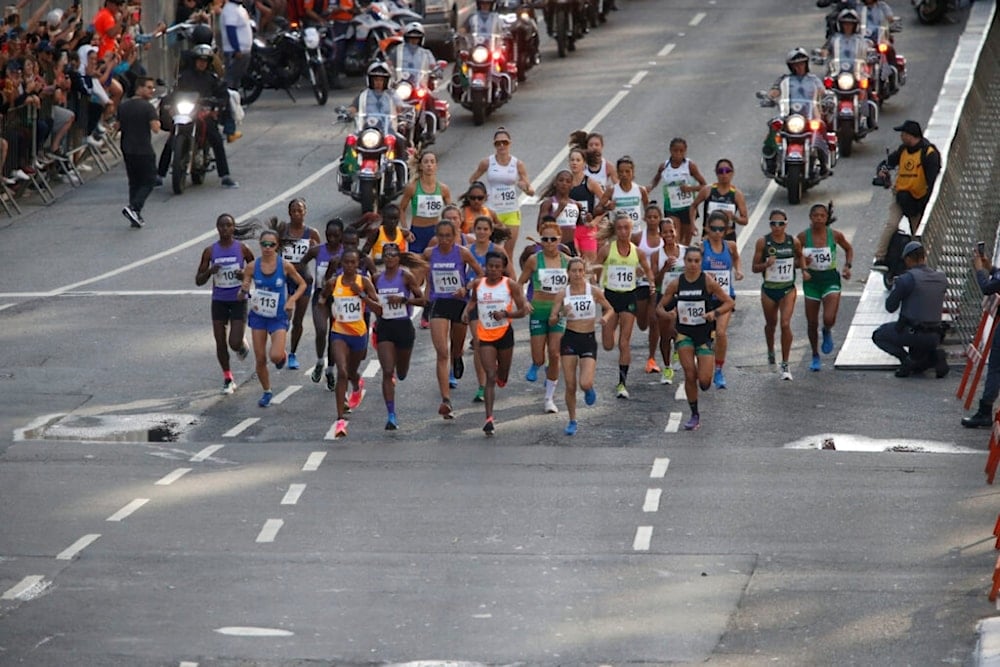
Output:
[449,31,516,126]
[299,23,330,105]
[757,85,839,205]
[912,0,971,24]
[393,64,450,150]
[814,48,878,157]
[169,94,221,195]
[239,20,303,105]
[336,107,409,213]
[498,0,540,81]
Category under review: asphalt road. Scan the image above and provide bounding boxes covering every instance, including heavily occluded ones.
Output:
[0,1,994,665]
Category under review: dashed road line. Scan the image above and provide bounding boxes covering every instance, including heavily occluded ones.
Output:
[657,42,675,58]
[56,534,101,560]
[107,498,149,522]
[362,359,381,378]
[302,452,326,471]
[633,526,653,551]
[650,457,670,478]
[689,11,706,26]
[642,489,662,513]
[255,519,283,543]
[281,484,306,505]
[628,70,648,86]
[674,384,685,401]
[190,444,224,462]
[2,575,45,600]
[179,662,199,667]
[223,418,259,438]
[270,385,301,405]
[155,468,192,486]
[664,412,682,432]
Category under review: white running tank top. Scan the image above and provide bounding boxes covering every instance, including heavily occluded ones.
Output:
[660,158,695,212]
[612,181,644,235]
[486,155,520,214]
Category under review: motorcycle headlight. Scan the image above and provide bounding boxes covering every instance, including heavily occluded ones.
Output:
[359,128,382,149]
[396,81,413,99]
[837,73,855,90]
[304,27,320,49]
[471,45,489,64]
[176,100,195,115]
[785,114,806,134]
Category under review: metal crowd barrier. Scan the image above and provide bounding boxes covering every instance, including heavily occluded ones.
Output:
[918,1,1000,347]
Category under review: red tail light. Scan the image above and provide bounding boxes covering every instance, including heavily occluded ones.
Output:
[770,119,783,131]
[346,134,357,147]
[824,77,834,89]
[384,135,396,149]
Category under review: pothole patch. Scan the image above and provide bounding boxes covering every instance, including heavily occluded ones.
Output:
[784,433,979,454]
[16,413,199,443]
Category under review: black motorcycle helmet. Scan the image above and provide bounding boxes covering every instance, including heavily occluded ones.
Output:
[190,23,214,47]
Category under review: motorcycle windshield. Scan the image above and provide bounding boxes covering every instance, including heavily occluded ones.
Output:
[829,40,866,79]
[356,112,394,134]
[776,79,821,120]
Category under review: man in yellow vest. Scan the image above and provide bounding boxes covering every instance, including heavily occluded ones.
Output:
[872,120,941,269]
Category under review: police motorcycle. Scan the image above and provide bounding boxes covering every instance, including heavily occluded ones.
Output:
[336,63,410,213]
[239,17,305,105]
[859,7,906,105]
[913,0,970,24]
[168,92,224,195]
[497,0,540,82]
[385,22,450,150]
[448,20,517,125]
[296,21,331,105]
[546,0,584,57]
[340,0,422,76]
[757,79,838,205]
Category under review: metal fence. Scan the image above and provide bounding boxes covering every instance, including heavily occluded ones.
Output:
[919,0,999,346]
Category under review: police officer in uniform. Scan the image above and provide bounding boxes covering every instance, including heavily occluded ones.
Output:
[872,120,940,269]
[872,241,949,378]
[963,248,1000,427]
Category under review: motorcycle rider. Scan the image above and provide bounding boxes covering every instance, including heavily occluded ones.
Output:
[762,47,832,179]
[861,0,901,94]
[386,22,439,143]
[464,0,505,39]
[820,8,878,131]
[341,61,408,190]
[157,44,240,189]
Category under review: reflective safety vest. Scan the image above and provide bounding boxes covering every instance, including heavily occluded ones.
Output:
[896,145,934,200]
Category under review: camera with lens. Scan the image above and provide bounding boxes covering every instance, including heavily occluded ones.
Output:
[871,160,890,188]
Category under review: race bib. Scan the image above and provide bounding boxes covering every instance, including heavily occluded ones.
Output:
[614,195,642,233]
[378,291,408,320]
[707,269,732,293]
[432,269,463,295]
[765,257,795,283]
[213,260,242,288]
[565,294,595,321]
[805,247,833,271]
[334,295,363,322]
[555,203,580,228]
[538,267,568,293]
[606,264,635,292]
[706,200,736,218]
[282,238,311,264]
[677,299,706,326]
[316,260,329,283]
[415,194,444,219]
[250,288,280,318]
[491,183,518,213]
[664,181,693,210]
[479,302,506,329]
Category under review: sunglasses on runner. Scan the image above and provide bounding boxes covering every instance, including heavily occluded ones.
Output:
[260,241,278,247]
[708,226,726,232]
[716,167,733,174]
[494,140,510,146]
[540,236,559,243]
[769,220,787,227]
[468,195,485,201]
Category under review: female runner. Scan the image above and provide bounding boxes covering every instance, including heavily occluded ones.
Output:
[466,215,513,403]
[537,169,581,254]
[691,158,748,242]
[702,210,744,389]
[648,137,707,245]
[300,217,344,383]
[399,150,452,255]
[276,198,321,371]
[459,181,501,235]
[469,127,535,259]
[629,202,662,375]
[568,147,604,265]
[648,215,685,384]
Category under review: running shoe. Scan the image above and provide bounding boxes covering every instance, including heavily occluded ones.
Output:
[222,378,236,395]
[334,418,348,438]
[348,378,365,410]
[438,398,454,419]
[385,413,398,430]
[310,360,324,383]
[275,355,286,370]
[237,340,250,361]
[453,356,465,380]
[525,363,540,382]
[122,206,143,228]
[544,398,558,414]
[565,420,578,436]
[810,355,821,372]
[780,363,793,381]
[419,315,429,329]
[821,327,834,355]
[645,357,660,374]
[682,413,701,431]
[584,387,597,406]
[483,417,495,436]
[713,367,727,389]
[660,367,674,385]
[258,391,273,408]
[615,382,629,399]
[325,370,336,392]
[449,371,458,389]
[287,353,300,370]
[767,350,776,365]
[473,386,485,403]
[496,377,507,388]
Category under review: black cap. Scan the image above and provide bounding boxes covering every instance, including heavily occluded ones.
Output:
[893,120,923,137]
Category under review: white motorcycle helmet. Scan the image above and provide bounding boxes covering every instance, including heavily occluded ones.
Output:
[366,60,392,88]
[786,47,810,73]
[192,44,214,61]
[837,8,860,31]
[403,22,425,46]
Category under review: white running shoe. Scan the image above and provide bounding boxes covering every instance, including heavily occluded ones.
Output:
[544,398,558,414]
[780,363,793,381]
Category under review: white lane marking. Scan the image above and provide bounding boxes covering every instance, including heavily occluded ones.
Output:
[690,12,706,26]
[664,412,682,432]
[107,498,149,522]
[255,519,283,543]
[214,626,294,637]
[0,303,15,311]
[223,418,259,438]
[642,489,662,513]
[281,483,306,505]
[362,360,381,378]
[674,384,685,401]
[0,290,211,298]
[524,91,630,205]
[270,385,301,405]
[732,288,863,298]
[633,526,653,551]
[303,452,326,471]
[190,445,224,462]
[179,662,199,667]
[650,457,670,478]
[737,179,779,258]
[323,423,340,440]
[628,70,648,86]
[657,43,675,57]
[56,534,101,560]
[155,468,192,486]
[2,575,45,600]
